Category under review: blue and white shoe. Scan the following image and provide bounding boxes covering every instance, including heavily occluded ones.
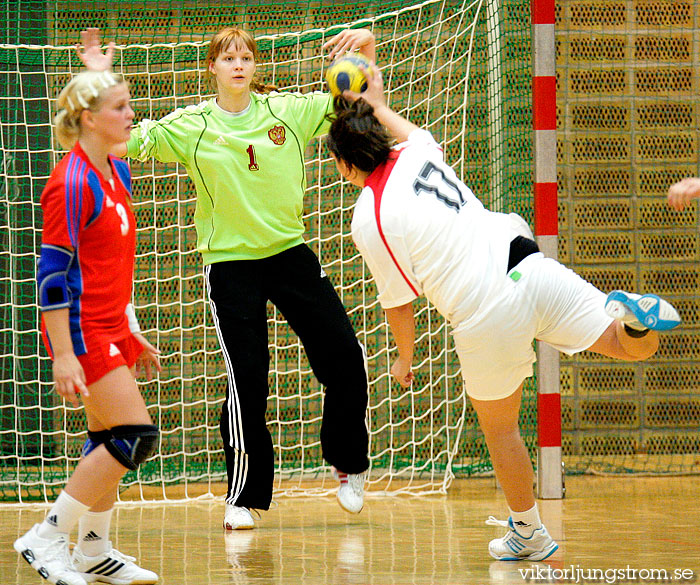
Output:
[486,517,558,561]
[605,291,680,331]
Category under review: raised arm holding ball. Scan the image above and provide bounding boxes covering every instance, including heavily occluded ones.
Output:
[326,61,681,562]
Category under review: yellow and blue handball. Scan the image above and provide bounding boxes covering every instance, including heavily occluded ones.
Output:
[325,52,370,96]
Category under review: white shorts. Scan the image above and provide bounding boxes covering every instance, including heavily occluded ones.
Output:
[452,253,613,401]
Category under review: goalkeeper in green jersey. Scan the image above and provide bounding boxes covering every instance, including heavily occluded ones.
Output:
[78,26,374,529]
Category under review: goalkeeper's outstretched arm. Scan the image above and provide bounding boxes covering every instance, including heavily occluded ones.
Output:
[76,28,128,156]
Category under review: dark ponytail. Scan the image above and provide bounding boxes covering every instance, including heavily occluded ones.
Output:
[326,96,392,174]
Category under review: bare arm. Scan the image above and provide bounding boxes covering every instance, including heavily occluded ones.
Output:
[77,28,114,72]
[78,28,129,158]
[323,28,376,62]
[132,333,162,381]
[668,177,700,211]
[345,62,419,144]
[385,302,415,388]
[124,304,162,380]
[42,308,88,406]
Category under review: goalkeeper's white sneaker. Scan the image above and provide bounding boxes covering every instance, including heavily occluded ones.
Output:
[486,516,558,561]
[223,505,255,530]
[72,544,158,584]
[605,291,680,331]
[14,524,88,585]
[333,468,364,514]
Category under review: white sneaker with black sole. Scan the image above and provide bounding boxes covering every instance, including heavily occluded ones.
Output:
[72,543,158,584]
[14,524,88,585]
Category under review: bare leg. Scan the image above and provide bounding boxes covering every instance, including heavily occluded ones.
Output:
[86,488,118,513]
[586,321,658,360]
[66,367,158,582]
[470,384,533,512]
[65,366,152,507]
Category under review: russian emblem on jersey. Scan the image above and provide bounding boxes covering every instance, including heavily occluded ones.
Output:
[268,125,286,145]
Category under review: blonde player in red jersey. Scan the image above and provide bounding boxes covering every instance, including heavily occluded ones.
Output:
[13,70,161,585]
[325,64,680,562]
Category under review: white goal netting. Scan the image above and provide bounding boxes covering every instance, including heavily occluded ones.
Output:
[0,0,531,503]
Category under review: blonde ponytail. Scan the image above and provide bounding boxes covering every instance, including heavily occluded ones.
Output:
[54,70,125,149]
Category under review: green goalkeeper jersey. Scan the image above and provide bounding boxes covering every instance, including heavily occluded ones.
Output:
[126,91,333,264]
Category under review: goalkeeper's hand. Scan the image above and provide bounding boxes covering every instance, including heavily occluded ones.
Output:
[323,28,376,62]
[77,27,114,72]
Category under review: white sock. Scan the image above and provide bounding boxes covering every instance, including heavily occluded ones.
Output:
[37,491,90,538]
[509,503,542,538]
[77,509,113,556]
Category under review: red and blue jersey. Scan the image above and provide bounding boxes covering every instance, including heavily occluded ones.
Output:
[40,143,136,356]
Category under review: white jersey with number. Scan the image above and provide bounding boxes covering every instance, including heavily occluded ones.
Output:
[351,129,520,326]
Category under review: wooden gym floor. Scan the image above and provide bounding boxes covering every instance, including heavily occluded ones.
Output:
[1,476,699,585]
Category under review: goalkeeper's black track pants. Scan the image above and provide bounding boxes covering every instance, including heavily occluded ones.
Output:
[205,243,369,510]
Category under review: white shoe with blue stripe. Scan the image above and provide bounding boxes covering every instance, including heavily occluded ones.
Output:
[72,544,158,584]
[605,291,680,331]
[486,516,558,561]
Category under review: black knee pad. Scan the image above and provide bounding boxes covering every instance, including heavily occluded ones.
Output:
[82,429,112,458]
[106,424,159,470]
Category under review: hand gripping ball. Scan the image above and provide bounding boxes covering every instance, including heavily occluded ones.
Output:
[325,53,370,97]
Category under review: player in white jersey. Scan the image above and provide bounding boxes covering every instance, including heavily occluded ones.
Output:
[325,64,681,561]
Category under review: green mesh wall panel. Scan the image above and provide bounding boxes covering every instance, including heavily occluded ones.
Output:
[557,0,700,475]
